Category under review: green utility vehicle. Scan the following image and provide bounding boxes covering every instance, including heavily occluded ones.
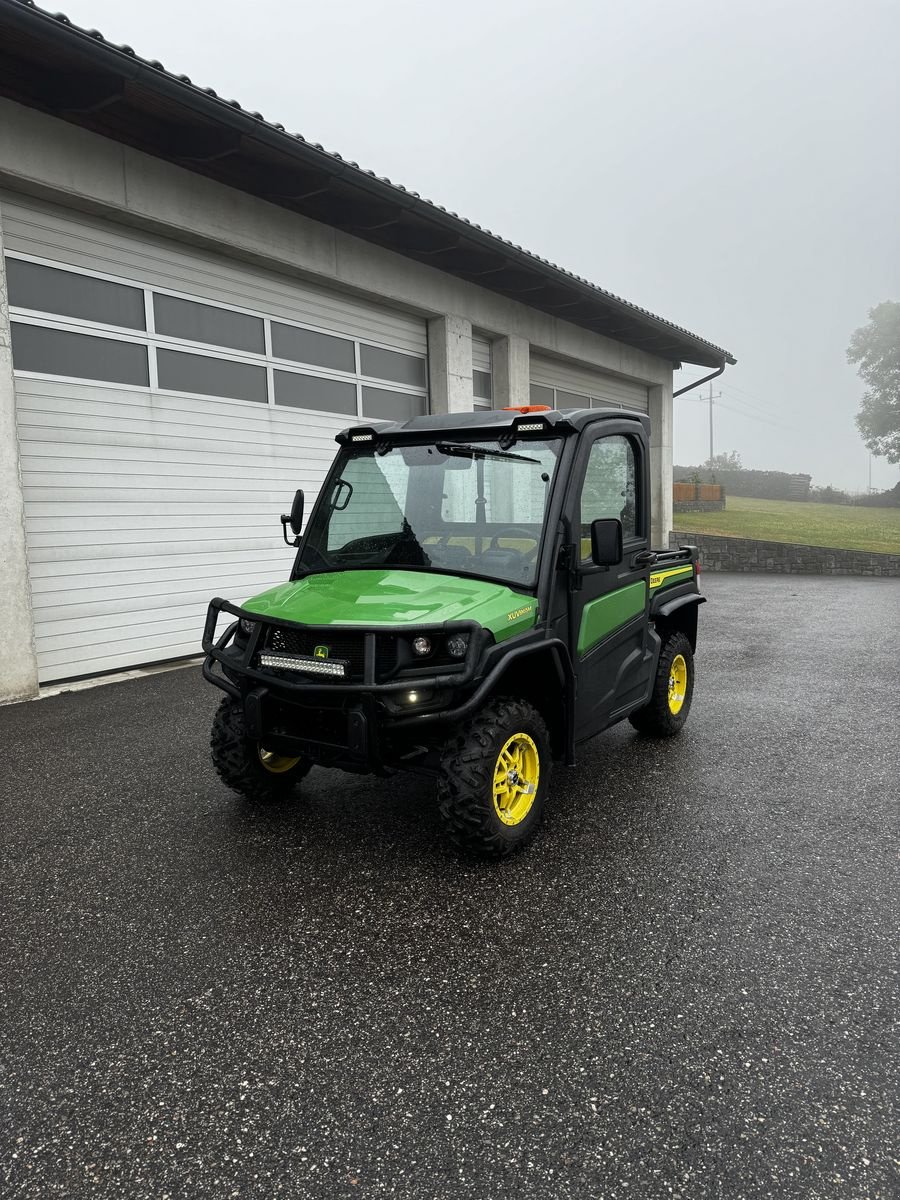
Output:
[202,406,704,856]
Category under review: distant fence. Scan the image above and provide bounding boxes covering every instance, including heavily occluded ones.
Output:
[670,531,900,577]
[674,468,811,501]
[673,482,725,513]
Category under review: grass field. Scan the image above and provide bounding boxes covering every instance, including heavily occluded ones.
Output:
[673,495,900,554]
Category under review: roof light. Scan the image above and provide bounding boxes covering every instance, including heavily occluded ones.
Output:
[502,405,551,413]
[516,422,545,432]
[351,433,374,443]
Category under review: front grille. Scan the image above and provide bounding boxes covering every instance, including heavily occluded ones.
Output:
[375,635,398,681]
[262,626,365,681]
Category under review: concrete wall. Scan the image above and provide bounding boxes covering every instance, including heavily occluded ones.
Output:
[670,531,900,577]
[0,213,39,701]
[649,383,673,549]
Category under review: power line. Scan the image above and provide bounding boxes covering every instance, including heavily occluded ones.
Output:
[715,400,800,432]
[716,380,786,417]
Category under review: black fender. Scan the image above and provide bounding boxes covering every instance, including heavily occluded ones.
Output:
[390,638,577,765]
[650,590,706,651]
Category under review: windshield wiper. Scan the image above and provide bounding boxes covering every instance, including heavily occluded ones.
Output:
[435,442,540,465]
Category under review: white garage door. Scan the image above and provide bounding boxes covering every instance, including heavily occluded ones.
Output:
[2,192,428,682]
[529,353,648,412]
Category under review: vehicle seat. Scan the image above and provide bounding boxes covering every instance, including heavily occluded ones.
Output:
[428,542,472,569]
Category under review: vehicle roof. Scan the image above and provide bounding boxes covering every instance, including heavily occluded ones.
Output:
[337,407,650,443]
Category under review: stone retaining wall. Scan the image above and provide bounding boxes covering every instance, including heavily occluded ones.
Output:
[673,500,726,513]
[669,531,900,577]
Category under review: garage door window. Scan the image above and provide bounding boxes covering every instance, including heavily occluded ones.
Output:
[274,371,357,414]
[361,386,426,422]
[10,323,149,386]
[359,345,426,388]
[157,349,267,404]
[5,252,429,419]
[153,294,265,354]
[271,323,355,373]
[530,382,627,411]
[6,257,146,330]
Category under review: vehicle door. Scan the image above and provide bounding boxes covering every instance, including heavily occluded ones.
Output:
[568,428,652,741]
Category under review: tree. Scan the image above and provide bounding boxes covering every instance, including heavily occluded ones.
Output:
[848,301,900,464]
[706,450,743,470]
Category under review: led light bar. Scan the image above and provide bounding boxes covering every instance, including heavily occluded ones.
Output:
[351,433,374,442]
[259,653,347,677]
[516,421,545,432]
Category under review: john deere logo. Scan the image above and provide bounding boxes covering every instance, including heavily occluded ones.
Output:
[314,645,330,660]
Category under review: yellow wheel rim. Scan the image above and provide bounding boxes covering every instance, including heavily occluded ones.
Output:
[258,747,302,774]
[668,654,688,715]
[492,732,540,826]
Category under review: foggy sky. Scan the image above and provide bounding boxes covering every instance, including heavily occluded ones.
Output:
[59,0,900,490]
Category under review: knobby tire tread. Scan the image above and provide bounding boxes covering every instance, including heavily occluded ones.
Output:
[210,698,310,805]
[437,696,550,859]
[628,630,694,737]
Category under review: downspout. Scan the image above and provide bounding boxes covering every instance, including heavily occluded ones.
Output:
[673,363,726,398]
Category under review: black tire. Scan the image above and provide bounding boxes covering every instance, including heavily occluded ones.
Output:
[628,630,694,737]
[210,698,311,805]
[437,697,552,859]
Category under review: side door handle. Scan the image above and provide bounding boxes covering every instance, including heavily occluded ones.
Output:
[632,550,657,568]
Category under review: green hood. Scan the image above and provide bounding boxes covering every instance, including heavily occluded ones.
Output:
[241,569,538,642]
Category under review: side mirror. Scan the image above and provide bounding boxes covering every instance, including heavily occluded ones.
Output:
[280,489,304,546]
[289,489,305,535]
[590,517,622,567]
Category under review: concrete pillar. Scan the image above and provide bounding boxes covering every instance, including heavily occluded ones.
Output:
[427,314,473,413]
[0,217,39,702]
[648,380,674,549]
[491,334,530,409]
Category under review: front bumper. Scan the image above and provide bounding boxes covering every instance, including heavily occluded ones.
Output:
[202,597,486,697]
[201,597,488,770]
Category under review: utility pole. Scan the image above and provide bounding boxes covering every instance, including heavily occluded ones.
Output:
[708,382,715,466]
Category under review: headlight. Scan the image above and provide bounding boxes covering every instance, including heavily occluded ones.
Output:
[239,618,256,635]
[446,634,468,658]
[412,636,432,657]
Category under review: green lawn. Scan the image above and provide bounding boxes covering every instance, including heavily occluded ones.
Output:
[673,495,900,555]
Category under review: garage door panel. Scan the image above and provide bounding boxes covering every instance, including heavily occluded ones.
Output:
[18,389,347,434]
[19,432,327,469]
[530,354,648,412]
[29,586,260,623]
[27,547,281,580]
[22,484,304,505]
[20,457,306,484]
[25,505,282,525]
[36,634,206,678]
[27,524,279,546]
[37,616,207,656]
[28,533,284,558]
[19,404,341,453]
[6,196,428,682]
[24,604,222,640]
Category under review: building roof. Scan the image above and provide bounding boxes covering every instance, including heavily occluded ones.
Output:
[0,0,736,370]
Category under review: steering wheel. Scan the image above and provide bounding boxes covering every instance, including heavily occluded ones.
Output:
[487,526,541,561]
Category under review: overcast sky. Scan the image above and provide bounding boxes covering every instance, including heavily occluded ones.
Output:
[60,0,900,490]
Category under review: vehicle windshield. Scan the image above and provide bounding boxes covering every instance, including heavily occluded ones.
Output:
[298,438,562,588]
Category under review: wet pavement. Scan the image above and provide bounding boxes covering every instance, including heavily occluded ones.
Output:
[1,574,897,1199]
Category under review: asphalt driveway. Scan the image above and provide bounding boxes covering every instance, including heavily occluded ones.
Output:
[1,575,897,1199]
